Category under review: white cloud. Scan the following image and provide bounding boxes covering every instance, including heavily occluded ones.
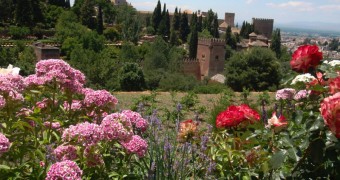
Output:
[266,1,314,11]
[246,0,255,4]
[319,4,340,10]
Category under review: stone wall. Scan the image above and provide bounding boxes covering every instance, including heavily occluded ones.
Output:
[252,18,274,39]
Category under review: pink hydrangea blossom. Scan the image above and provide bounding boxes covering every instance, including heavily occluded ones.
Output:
[0,133,10,154]
[83,89,118,110]
[121,135,148,158]
[26,59,85,93]
[62,122,103,146]
[53,145,78,161]
[121,110,148,132]
[16,108,33,117]
[46,160,82,180]
[0,74,25,102]
[275,88,296,100]
[63,100,82,111]
[100,113,133,141]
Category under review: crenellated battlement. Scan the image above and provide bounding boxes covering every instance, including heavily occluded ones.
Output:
[198,38,225,46]
[182,58,200,63]
[252,18,274,22]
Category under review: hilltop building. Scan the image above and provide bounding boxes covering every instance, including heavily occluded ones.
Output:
[252,18,274,39]
[237,32,270,50]
[182,38,226,80]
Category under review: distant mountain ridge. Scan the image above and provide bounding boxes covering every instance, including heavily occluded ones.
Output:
[276,21,340,34]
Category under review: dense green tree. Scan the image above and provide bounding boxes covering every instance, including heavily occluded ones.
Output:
[143,37,169,71]
[119,63,145,91]
[168,46,185,72]
[0,0,15,23]
[199,29,213,38]
[158,72,198,91]
[15,47,36,76]
[271,28,282,58]
[225,47,282,91]
[120,42,140,63]
[15,0,33,26]
[152,0,162,33]
[80,0,97,29]
[116,5,141,44]
[55,11,87,42]
[240,21,254,39]
[31,0,44,24]
[179,12,190,43]
[203,9,214,32]
[189,13,198,58]
[328,38,339,51]
[72,0,85,18]
[169,28,180,46]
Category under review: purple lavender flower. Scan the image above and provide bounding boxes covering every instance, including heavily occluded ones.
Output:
[46,160,82,180]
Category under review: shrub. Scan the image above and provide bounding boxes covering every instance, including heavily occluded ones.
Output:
[9,26,30,39]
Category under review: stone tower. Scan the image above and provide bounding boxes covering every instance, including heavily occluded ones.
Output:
[224,13,235,27]
[252,18,274,39]
[197,38,226,80]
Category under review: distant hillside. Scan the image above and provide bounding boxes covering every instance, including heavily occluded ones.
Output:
[276,21,340,37]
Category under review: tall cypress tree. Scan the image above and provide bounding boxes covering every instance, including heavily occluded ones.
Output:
[189,13,198,58]
[169,27,178,46]
[97,4,104,34]
[225,26,236,49]
[212,13,219,38]
[271,28,281,58]
[179,12,190,43]
[152,0,162,33]
[172,7,180,31]
[197,15,203,32]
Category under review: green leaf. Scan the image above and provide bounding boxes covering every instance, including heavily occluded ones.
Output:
[0,164,11,170]
[287,147,300,162]
[294,110,303,124]
[269,150,286,169]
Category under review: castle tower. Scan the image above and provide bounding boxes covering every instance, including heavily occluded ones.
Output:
[252,18,274,39]
[224,13,235,27]
[197,38,226,80]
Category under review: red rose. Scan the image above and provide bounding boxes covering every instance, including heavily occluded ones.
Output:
[216,104,260,128]
[320,92,340,138]
[290,45,323,73]
[239,104,260,123]
[216,105,245,128]
[329,76,340,95]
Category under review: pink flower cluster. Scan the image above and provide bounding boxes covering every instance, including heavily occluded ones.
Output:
[100,113,133,141]
[293,90,310,100]
[44,122,61,130]
[46,160,82,180]
[53,145,78,161]
[62,122,103,146]
[121,110,148,132]
[0,133,10,154]
[275,88,297,100]
[63,100,82,111]
[25,59,85,93]
[121,135,148,157]
[0,74,25,105]
[83,89,118,110]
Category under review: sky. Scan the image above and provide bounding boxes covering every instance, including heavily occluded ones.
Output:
[70,0,340,25]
